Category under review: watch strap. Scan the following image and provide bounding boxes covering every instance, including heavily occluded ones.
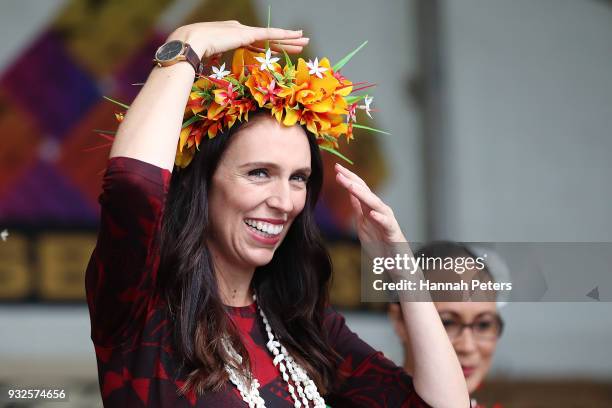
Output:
[183,43,204,75]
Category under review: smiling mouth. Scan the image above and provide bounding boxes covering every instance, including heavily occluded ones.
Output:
[461,366,476,376]
[244,219,284,237]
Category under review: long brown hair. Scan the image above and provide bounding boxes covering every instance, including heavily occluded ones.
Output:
[157,112,340,396]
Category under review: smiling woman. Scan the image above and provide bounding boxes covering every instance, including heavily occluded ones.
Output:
[388,241,505,407]
[156,110,341,398]
[206,114,312,269]
[85,19,469,408]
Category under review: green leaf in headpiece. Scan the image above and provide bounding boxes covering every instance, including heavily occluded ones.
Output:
[272,71,285,84]
[93,129,117,135]
[332,40,368,72]
[283,48,293,69]
[265,5,271,51]
[103,96,130,110]
[352,123,391,135]
[319,145,354,165]
[182,114,202,129]
[344,95,367,104]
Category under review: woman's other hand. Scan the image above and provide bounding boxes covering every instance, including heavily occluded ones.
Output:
[166,20,309,59]
[335,163,407,244]
[335,162,413,282]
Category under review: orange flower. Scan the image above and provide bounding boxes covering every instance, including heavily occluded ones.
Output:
[245,69,277,108]
[175,144,195,168]
[292,58,349,118]
[161,43,380,168]
[213,83,238,106]
[232,48,265,79]
[233,98,255,121]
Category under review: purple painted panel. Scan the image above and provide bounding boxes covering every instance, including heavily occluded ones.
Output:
[0,30,100,139]
[113,31,168,101]
[0,160,97,225]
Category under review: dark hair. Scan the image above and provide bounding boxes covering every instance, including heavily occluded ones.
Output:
[157,112,340,395]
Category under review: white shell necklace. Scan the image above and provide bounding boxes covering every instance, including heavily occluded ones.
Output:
[223,294,326,408]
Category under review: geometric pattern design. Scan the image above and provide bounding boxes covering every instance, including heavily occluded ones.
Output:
[0,159,97,224]
[1,30,101,140]
[0,0,174,226]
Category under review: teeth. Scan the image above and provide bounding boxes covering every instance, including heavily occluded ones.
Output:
[245,219,284,236]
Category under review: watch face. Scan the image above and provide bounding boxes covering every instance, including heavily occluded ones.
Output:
[155,40,184,62]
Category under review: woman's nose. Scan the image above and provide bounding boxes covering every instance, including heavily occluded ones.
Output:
[266,182,294,213]
[453,327,479,353]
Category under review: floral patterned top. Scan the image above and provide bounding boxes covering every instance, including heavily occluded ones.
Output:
[85,156,431,407]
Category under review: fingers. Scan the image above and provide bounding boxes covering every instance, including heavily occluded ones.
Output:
[335,162,375,217]
[335,163,405,241]
[336,171,390,217]
[337,171,371,221]
[251,38,309,49]
[335,163,369,189]
[336,172,374,218]
[250,26,304,41]
[250,38,309,54]
[347,183,396,238]
[248,42,306,54]
[349,192,365,219]
[269,43,305,54]
[246,45,276,54]
[265,37,310,46]
[369,210,395,234]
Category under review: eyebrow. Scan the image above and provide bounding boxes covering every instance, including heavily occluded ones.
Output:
[239,161,312,175]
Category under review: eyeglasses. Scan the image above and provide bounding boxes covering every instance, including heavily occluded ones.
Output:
[440,312,504,341]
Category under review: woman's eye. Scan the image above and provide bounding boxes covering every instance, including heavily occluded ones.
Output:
[476,321,493,330]
[291,173,309,183]
[248,169,269,178]
[442,319,458,328]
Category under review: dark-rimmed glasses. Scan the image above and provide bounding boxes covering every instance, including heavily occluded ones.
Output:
[439,312,504,341]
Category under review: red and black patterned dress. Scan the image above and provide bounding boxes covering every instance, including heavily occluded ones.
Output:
[85,156,431,407]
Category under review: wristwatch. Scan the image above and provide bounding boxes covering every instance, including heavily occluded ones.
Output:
[153,40,203,74]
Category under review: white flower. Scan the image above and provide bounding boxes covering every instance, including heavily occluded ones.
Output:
[210,63,230,79]
[360,95,374,118]
[306,58,328,79]
[255,48,280,71]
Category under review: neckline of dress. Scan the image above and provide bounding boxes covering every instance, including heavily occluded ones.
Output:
[225,301,257,316]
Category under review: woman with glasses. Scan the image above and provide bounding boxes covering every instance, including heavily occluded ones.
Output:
[388,241,504,407]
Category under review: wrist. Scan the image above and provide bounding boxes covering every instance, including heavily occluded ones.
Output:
[166,29,209,59]
[154,36,205,74]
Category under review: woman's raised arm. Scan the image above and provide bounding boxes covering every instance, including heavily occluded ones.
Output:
[334,163,470,407]
[109,21,308,171]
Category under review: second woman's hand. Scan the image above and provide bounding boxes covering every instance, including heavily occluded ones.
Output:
[165,20,309,59]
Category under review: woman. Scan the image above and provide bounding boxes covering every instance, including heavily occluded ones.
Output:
[86,21,469,407]
[388,242,504,407]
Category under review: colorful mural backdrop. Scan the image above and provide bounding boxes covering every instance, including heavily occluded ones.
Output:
[0,0,387,307]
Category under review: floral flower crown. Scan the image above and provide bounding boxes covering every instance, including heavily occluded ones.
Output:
[103,42,387,168]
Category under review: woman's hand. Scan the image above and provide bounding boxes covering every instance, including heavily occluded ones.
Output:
[335,163,414,283]
[335,163,407,244]
[166,20,309,59]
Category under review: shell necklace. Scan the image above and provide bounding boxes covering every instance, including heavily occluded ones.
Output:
[223,294,326,408]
